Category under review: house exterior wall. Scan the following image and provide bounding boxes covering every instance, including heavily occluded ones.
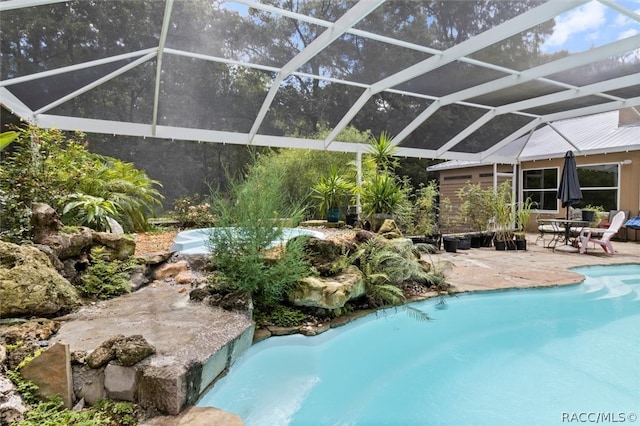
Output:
[434,151,639,241]
[521,151,640,240]
[437,164,513,233]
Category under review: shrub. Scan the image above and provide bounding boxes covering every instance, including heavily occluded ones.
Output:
[79,248,135,300]
[0,125,163,242]
[14,396,137,426]
[207,156,312,309]
[171,195,215,228]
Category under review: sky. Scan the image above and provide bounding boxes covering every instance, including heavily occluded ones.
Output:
[541,0,640,53]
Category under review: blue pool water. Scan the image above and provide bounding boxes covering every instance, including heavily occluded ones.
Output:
[198,264,640,425]
[170,227,325,254]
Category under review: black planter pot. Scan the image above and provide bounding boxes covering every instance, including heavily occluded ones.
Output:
[582,210,596,222]
[457,236,471,250]
[506,239,517,250]
[345,213,359,226]
[470,235,482,248]
[516,239,527,250]
[480,233,494,247]
[494,240,506,251]
[443,237,458,253]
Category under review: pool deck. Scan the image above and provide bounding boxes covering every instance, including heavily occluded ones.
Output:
[437,234,640,294]
[73,233,640,425]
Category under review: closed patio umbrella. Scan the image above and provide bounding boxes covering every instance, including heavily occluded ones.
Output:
[557,150,582,219]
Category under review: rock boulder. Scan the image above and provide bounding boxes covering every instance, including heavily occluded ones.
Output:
[0,375,29,426]
[288,266,364,310]
[0,242,80,319]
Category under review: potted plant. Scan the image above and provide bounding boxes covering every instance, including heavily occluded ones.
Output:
[312,165,351,223]
[405,180,440,245]
[514,197,536,250]
[581,204,604,224]
[457,182,497,248]
[360,172,406,231]
[492,181,515,250]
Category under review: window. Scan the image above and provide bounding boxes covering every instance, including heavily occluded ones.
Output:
[522,168,558,211]
[576,164,619,211]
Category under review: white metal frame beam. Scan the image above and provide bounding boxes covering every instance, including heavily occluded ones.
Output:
[246,0,384,144]
[151,0,174,136]
[323,0,589,148]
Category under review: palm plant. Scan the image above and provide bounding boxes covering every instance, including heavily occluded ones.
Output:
[366,131,399,173]
[360,172,406,216]
[311,165,351,220]
[349,237,449,308]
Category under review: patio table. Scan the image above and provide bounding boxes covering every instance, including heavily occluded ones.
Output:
[538,218,589,249]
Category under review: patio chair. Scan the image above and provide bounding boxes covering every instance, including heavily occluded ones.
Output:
[579,211,626,254]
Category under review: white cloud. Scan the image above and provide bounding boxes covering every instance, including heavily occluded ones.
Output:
[618,28,639,39]
[543,2,607,49]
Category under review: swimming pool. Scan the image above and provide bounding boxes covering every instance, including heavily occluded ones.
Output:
[198,264,640,425]
[170,227,325,254]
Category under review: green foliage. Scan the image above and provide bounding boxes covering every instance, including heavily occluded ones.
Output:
[516,197,537,233]
[349,237,451,308]
[62,194,120,232]
[171,194,215,228]
[404,180,439,236]
[14,396,137,426]
[207,158,312,308]
[7,370,40,406]
[0,130,19,151]
[366,131,399,173]
[80,248,135,300]
[0,125,163,242]
[456,182,498,233]
[311,165,352,216]
[360,172,409,216]
[257,304,308,327]
[349,238,407,308]
[493,181,515,242]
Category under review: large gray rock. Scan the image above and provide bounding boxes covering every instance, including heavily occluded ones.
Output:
[85,335,124,369]
[91,232,136,261]
[0,242,80,319]
[300,237,353,276]
[36,227,94,261]
[288,266,365,310]
[112,335,156,367]
[30,202,62,242]
[0,375,28,426]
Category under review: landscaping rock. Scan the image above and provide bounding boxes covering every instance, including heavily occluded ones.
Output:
[85,335,124,369]
[21,342,74,408]
[355,229,377,243]
[37,227,94,261]
[0,375,28,426]
[155,261,189,281]
[91,232,136,261]
[300,237,350,276]
[112,335,156,367]
[30,202,62,242]
[140,406,244,426]
[0,318,60,345]
[288,265,364,310]
[0,242,80,319]
[378,219,403,238]
[208,291,253,316]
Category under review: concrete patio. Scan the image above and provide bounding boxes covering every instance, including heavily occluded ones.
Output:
[437,233,640,294]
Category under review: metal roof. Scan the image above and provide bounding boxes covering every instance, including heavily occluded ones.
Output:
[1,0,640,162]
[429,110,640,170]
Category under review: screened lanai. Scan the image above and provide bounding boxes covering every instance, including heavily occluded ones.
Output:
[1,0,639,163]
